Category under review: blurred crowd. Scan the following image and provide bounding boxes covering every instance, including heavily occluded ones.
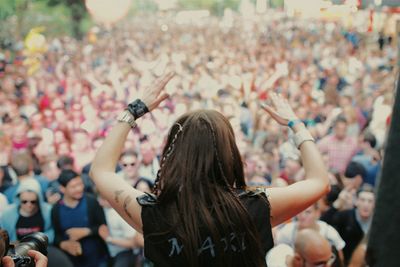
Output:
[0,11,397,267]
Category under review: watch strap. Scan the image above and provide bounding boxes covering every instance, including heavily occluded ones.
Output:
[117,111,137,128]
[126,99,149,120]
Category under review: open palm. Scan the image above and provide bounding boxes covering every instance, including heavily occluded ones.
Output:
[261,93,298,126]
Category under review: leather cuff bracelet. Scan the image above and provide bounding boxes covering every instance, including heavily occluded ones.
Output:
[126,99,149,120]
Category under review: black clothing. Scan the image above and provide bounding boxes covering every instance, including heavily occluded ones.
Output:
[330,209,364,264]
[16,212,44,240]
[139,191,273,266]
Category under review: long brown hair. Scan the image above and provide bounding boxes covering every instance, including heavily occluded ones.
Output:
[153,110,265,266]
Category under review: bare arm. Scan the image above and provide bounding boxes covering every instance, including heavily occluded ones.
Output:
[262,93,330,227]
[90,72,174,233]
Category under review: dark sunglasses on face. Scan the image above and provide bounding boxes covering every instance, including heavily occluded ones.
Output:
[21,200,38,205]
[122,162,136,167]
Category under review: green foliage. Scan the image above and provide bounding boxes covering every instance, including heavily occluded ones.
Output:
[270,0,284,8]
[0,0,15,20]
[42,0,87,39]
[131,0,158,13]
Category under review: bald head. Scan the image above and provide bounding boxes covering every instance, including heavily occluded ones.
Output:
[294,229,332,265]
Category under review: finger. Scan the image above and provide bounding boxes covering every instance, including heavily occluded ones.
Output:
[274,93,285,108]
[261,103,279,118]
[27,250,48,265]
[149,93,169,111]
[270,93,281,108]
[156,72,175,90]
[2,256,15,267]
[155,72,173,88]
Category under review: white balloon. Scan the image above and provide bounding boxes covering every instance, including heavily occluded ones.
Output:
[85,0,132,24]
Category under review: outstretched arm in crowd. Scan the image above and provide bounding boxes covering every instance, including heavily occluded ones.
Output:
[90,72,174,233]
[262,93,330,227]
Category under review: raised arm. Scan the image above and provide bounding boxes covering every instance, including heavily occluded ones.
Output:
[262,93,330,227]
[89,72,174,233]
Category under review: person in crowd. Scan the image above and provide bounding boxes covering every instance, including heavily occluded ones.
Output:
[0,180,53,242]
[275,203,345,261]
[90,73,329,266]
[266,229,337,267]
[119,150,142,187]
[329,184,375,264]
[44,155,74,205]
[352,131,381,187]
[4,153,42,204]
[317,117,359,174]
[51,169,108,267]
[293,229,339,267]
[40,159,62,204]
[0,180,73,267]
[137,141,160,182]
[70,130,95,172]
[98,197,139,267]
[320,161,367,223]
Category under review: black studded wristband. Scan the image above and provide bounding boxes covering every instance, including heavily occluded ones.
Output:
[126,99,149,120]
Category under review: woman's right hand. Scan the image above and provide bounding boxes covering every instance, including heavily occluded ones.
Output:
[140,72,175,112]
[261,93,299,126]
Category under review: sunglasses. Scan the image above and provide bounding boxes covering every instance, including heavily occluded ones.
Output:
[122,162,136,167]
[21,200,38,205]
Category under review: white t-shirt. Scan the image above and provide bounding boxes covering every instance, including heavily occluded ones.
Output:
[265,244,294,267]
[276,220,345,250]
[104,207,137,257]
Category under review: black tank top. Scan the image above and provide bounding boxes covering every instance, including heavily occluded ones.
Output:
[138,190,274,266]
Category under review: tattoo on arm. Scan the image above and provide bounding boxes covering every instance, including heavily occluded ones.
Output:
[123,196,133,219]
[114,190,124,203]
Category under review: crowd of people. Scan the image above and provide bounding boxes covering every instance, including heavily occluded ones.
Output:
[0,10,397,267]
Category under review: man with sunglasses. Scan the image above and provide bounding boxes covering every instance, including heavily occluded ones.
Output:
[119,150,143,187]
[0,179,54,243]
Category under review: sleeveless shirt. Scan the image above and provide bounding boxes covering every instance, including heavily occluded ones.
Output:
[138,190,274,266]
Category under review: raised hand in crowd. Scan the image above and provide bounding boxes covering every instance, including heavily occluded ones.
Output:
[262,93,330,226]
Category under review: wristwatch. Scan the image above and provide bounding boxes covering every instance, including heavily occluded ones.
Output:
[117,110,137,128]
[126,99,149,120]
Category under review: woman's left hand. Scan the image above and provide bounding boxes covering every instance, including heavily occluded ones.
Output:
[141,72,175,111]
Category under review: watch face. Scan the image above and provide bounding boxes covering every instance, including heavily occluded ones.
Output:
[128,99,149,119]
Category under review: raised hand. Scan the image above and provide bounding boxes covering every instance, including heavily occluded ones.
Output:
[261,93,299,126]
[141,72,175,111]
